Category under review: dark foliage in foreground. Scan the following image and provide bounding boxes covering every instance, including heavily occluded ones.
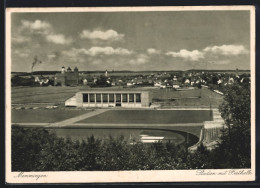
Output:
[12,126,212,171]
[12,126,248,171]
[217,82,251,168]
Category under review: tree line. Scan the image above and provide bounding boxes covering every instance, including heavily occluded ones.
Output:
[12,126,220,171]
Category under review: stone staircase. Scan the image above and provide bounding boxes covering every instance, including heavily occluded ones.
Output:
[189,109,226,151]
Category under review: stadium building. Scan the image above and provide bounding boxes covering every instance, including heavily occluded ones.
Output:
[65,90,151,108]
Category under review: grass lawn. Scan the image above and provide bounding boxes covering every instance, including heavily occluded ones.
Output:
[12,109,90,123]
[11,86,223,107]
[151,87,223,107]
[11,86,82,104]
[78,110,213,124]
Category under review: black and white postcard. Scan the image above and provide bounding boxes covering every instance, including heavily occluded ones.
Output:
[5,6,256,183]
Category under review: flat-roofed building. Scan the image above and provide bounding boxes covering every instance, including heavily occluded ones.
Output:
[65,90,151,108]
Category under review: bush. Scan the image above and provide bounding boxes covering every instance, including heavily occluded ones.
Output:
[12,127,195,171]
[11,75,36,87]
[11,126,57,171]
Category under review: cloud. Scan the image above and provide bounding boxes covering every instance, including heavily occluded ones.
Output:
[147,48,160,55]
[62,48,87,57]
[21,20,52,35]
[166,49,204,61]
[63,47,132,57]
[12,35,31,44]
[87,47,132,56]
[13,49,30,58]
[208,60,231,65]
[48,54,56,59]
[46,34,72,45]
[18,19,73,45]
[79,29,124,41]
[203,45,249,55]
[62,47,149,67]
[129,54,149,65]
[165,44,249,62]
[47,52,61,61]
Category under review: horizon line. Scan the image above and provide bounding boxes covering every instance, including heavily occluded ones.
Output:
[11,69,251,73]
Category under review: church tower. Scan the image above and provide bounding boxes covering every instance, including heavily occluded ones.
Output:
[67,67,72,72]
[61,66,65,74]
[74,67,79,73]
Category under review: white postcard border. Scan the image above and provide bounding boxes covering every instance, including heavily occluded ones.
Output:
[5,6,256,183]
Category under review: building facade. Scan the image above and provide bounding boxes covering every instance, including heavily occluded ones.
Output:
[65,90,151,108]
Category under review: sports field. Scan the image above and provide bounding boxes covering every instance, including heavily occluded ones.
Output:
[11,86,82,104]
[11,86,223,107]
[12,109,90,123]
[12,109,212,124]
[78,110,212,124]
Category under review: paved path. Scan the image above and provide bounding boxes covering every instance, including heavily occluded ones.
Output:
[46,109,109,127]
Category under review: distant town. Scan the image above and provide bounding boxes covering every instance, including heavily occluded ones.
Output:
[11,67,250,95]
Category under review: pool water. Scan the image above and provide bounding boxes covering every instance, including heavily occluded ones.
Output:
[51,128,187,145]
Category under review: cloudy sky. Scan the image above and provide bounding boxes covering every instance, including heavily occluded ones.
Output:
[11,10,250,72]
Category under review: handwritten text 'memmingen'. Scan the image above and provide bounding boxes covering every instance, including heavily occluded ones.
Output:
[14,172,47,180]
